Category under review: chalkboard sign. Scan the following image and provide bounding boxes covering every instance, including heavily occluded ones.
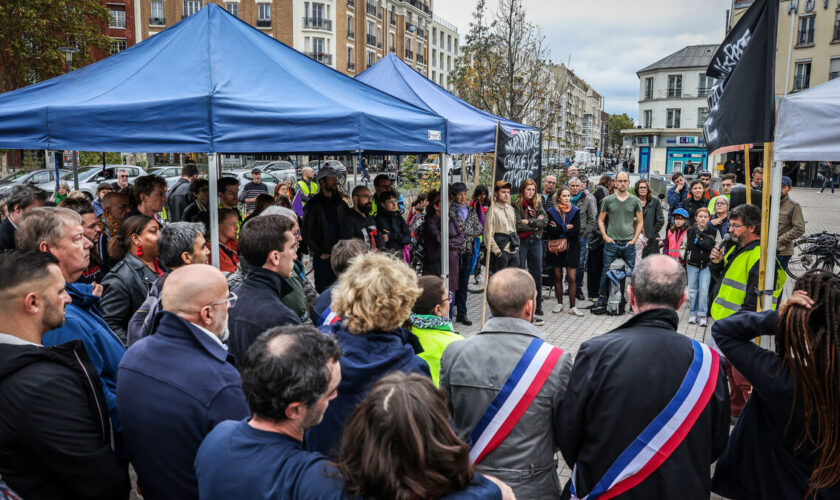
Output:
[495,126,542,195]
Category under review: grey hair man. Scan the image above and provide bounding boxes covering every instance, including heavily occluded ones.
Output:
[0,184,48,251]
[441,267,573,499]
[559,255,729,499]
[126,221,210,346]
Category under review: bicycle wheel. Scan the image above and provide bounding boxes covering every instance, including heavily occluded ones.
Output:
[786,253,815,280]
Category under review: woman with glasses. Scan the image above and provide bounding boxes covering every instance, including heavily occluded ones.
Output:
[408,276,464,387]
[710,196,730,239]
[101,215,163,342]
[634,179,664,259]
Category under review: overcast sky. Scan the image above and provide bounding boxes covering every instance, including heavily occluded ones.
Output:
[435,0,731,121]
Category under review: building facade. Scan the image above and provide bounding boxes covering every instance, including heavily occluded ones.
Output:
[134,0,433,77]
[104,0,137,55]
[622,44,718,175]
[541,63,603,163]
[429,15,459,90]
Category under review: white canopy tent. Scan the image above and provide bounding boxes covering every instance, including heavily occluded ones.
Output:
[774,76,840,162]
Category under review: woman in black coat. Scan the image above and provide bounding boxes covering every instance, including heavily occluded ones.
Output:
[100,215,163,342]
[682,180,708,226]
[422,191,464,294]
[374,191,411,257]
[635,179,664,257]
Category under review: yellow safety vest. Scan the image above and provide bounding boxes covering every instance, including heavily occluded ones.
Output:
[297,180,318,204]
[710,244,786,320]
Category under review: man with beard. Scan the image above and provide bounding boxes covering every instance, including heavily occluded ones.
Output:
[195,325,344,499]
[302,166,349,293]
[0,250,130,499]
[15,207,127,433]
[117,264,250,500]
[340,185,384,250]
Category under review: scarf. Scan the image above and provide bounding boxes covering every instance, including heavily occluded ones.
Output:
[570,191,583,205]
[409,313,454,332]
[556,201,572,213]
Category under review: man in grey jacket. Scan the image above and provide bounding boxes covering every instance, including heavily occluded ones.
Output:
[440,268,573,499]
[569,177,596,301]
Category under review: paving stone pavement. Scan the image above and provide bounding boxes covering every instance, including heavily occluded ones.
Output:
[452,187,837,496]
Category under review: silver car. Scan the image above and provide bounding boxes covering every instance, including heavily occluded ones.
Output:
[148,166,183,188]
[221,170,280,199]
[58,165,149,200]
[0,168,70,198]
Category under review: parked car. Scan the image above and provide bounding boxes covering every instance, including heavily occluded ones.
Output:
[57,165,149,200]
[221,170,280,199]
[305,160,347,183]
[258,161,297,182]
[0,168,70,198]
[148,166,182,188]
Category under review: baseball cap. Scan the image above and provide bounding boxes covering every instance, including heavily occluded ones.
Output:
[781,176,793,187]
[316,165,338,181]
[673,208,689,218]
[451,182,467,195]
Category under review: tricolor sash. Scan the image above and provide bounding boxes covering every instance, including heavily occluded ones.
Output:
[318,307,340,327]
[468,337,563,465]
[570,340,720,500]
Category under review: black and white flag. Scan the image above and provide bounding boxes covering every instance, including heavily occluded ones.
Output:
[703,0,778,154]
[495,125,542,195]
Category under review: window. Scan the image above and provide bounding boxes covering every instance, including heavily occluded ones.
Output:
[834,11,840,41]
[225,3,238,17]
[110,38,127,54]
[831,57,840,80]
[697,107,708,127]
[257,3,270,27]
[644,77,653,99]
[666,108,681,128]
[347,15,354,37]
[667,75,682,98]
[367,51,375,68]
[312,37,324,54]
[432,27,437,45]
[794,61,811,90]
[698,74,715,97]
[431,70,436,81]
[347,46,355,70]
[797,15,815,46]
[447,34,452,52]
[447,55,451,72]
[150,0,164,23]
[432,50,436,67]
[109,8,126,28]
[643,110,652,128]
[183,0,201,17]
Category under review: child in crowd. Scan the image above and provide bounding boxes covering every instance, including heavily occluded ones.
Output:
[684,207,717,326]
[663,208,689,266]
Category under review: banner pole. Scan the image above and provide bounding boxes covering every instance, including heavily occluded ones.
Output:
[744,144,752,205]
[756,143,772,312]
[481,123,501,329]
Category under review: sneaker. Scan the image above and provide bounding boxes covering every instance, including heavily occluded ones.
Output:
[568,307,584,317]
[699,317,708,327]
[533,317,545,326]
[535,309,545,316]
[688,315,698,324]
[552,303,564,313]
[818,192,823,195]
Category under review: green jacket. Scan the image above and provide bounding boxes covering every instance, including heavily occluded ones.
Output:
[409,314,464,387]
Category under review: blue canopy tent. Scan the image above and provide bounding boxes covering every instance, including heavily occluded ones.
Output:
[0,4,446,266]
[357,54,537,300]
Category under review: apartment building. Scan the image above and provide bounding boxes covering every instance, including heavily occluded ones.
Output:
[429,15,459,90]
[541,63,603,161]
[135,0,432,76]
[104,0,137,55]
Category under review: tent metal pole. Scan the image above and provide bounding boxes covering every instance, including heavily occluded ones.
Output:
[763,153,783,312]
[208,153,220,269]
[441,152,449,293]
[54,152,62,192]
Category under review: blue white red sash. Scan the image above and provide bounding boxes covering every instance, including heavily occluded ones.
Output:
[570,340,720,500]
[318,306,340,327]
[468,337,563,464]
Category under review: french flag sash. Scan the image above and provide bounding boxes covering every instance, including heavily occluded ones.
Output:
[468,337,563,465]
[318,307,340,327]
[570,340,720,500]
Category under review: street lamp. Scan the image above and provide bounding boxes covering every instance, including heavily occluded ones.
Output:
[58,46,79,72]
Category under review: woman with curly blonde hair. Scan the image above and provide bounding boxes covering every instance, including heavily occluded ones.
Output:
[306,252,432,459]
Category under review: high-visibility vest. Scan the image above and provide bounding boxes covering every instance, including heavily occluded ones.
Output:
[297,180,318,204]
[666,228,687,261]
[710,244,786,320]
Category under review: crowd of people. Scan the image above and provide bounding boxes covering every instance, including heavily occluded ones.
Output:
[0,161,836,500]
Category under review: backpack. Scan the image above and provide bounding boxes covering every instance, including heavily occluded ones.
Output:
[605,258,629,315]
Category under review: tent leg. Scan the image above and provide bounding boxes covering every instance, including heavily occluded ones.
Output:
[441,153,449,294]
[763,154,783,313]
[209,153,220,269]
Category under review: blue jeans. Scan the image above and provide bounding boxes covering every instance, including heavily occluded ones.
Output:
[576,236,588,290]
[821,176,836,193]
[519,235,543,310]
[687,265,711,317]
[599,241,637,297]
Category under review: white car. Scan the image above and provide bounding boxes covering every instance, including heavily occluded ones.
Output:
[221,170,280,198]
[148,166,183,188]
[58,165,148,200]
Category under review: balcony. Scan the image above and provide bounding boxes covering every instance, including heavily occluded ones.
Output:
[697,87,712,97]
[303,17,332,31]
[405,48,414,59]
[256,19,271,28]
[149,16,165,25]
[406,0,431,15]
[348,61,356,71]
[416,28,427,39]
[366,34,381,48]
[796,28,815,47]
[306,52,333,65]
[347,29,355,39]
[417,55,425,64]
[347,0,354,7]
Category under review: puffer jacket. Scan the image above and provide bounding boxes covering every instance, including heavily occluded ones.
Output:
[100,254,160,343]
[440,317,573,500]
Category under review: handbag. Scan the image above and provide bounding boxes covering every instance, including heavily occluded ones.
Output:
[547,207,568,254]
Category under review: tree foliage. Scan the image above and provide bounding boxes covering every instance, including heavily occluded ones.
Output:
[0,0,111,92]
[79,151,122,166]
[450,0,561,131]
[608,113,636,152]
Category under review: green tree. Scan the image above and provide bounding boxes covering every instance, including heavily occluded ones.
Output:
[608,113,635,152]
[0,0,111,92]
[79,151,122,166]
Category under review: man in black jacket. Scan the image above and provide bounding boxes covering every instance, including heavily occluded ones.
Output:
[0,250,130,499]
[0,184,47,251]
[340,185,384,250]
[302,166,348,293]
[229,214,301,361]
[559,255,729,499]
[166,163,199,222]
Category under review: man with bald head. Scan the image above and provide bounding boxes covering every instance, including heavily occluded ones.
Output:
[440,267,573,499]
[559,255,729,499]
[117,264,249,500]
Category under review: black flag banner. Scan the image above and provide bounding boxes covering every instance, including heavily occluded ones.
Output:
[703,0,778,154]
[495,126,542,195]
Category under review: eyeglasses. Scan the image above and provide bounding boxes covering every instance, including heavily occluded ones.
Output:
[438,291,455,305]
[205,291,237,308]
[729,223,745,230]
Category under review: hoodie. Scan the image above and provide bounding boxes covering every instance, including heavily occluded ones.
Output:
[42,282,126,431]
[305,322,431,459]
[0,340,130,499]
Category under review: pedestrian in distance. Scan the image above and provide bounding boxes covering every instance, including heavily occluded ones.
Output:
[546,187,584,317]
[560,255,729,500]
[239,168,269,215]
[514,178,548,321]
[818,161,835,194]
[684,207,716,326]
[776,176,805,272]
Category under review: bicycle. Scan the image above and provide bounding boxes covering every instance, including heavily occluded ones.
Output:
[786,231,840,280]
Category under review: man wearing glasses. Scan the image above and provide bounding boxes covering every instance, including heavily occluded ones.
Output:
[112,169,132,192]
[117,264,250,500]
